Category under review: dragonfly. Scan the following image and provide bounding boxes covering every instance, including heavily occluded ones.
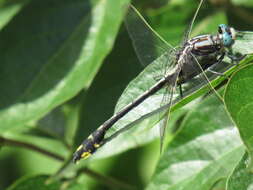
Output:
[73,0,244,163]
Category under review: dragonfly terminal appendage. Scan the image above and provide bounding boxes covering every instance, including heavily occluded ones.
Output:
[73,126,105,163]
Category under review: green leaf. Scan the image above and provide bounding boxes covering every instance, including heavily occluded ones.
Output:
[6,175,60,190]
[63,95,84,146]
[65,182,88,190]
[191,11,227,37]
[210,178,227,190]
[146,94,245,190]
[0,0,29,31]
[147,0,197,46]
[232,0,253,7]
[5,174,89,190]
[233,31,253,55]
[227,153,253,190]
[37,106,67,140]
[225,63,253,167]
[0,0,129,133]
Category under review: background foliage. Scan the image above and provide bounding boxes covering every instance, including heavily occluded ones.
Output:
[1,0,253,189]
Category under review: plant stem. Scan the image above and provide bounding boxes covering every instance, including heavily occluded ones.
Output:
[0,136,64,161]
[80,167,137,190]
[0,136,136,189]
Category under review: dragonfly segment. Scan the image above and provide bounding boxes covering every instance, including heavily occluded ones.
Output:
[178,24,236,84]
[73,22,240,163]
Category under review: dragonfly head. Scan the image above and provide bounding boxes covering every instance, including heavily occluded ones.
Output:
[218,24,236,48]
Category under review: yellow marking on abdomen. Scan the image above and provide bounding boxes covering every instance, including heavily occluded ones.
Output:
[88,135,94,140]
[81,152,91,159]
[76,145,83,152]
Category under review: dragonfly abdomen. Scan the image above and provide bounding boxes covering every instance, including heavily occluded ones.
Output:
[73,77,169,162]
[73,126,106,162]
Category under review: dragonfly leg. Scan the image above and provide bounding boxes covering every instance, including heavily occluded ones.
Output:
[207,52,228,76]
[179,84,183,98]
[154,75,163,81]
[207,69,225,76]
[217,52,225,64]
[227,53,246,65]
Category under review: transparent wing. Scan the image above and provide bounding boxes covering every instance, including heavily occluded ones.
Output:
[158,51,236,153]
[183,0,205,43]
[125,4,176,67]
[187,53,235,96]
[159,73,179,153]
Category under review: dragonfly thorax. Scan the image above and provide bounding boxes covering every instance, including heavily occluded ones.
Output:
[189,34,222,56]
[175,24,236,84]
[182,24,235,57]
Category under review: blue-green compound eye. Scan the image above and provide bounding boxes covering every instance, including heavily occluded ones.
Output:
[218,24,234,47]
[223,32,233,46]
